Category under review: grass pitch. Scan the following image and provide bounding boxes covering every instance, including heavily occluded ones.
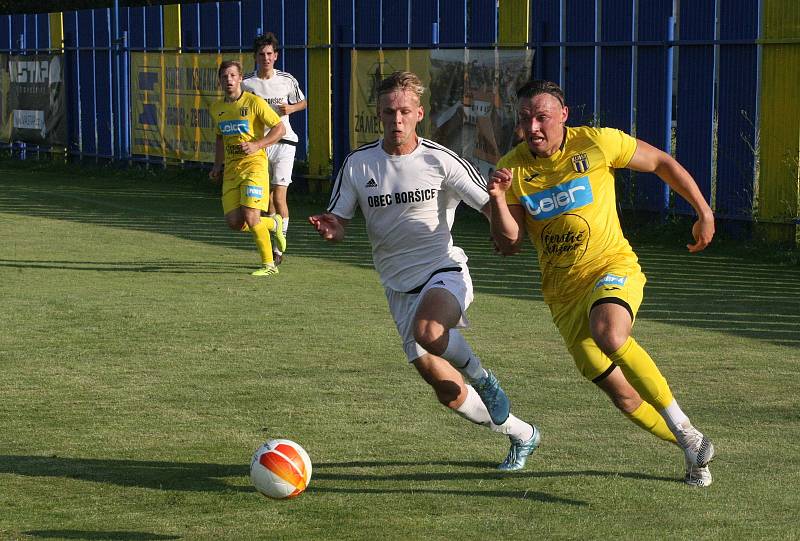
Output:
[1,161,799,540]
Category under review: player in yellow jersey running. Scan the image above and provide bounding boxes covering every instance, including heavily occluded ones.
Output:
[209,60,287,276]
[488,80,717,486]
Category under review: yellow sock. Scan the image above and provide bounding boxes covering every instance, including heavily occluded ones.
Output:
[242,217,276,233]
[624,401,678,443]
[609,337,674,409]
[251,222,274,265]
[260,216,277,232]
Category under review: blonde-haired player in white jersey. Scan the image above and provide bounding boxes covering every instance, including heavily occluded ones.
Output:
[310,71,541,471]
[242,32,306,265]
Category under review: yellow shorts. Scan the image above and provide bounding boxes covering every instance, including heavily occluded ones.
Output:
[549,269,646,381]
[221,177,269,215]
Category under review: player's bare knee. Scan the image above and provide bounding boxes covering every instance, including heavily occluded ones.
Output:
[226,217,244,230]
[413,320,447,355]
[243,216,260,230]
[593,328,629,355]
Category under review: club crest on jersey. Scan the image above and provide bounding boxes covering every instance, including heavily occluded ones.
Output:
[519,176,593,220]
[365,178,378,188]
[240,106,249,117]
[571,153,590,173]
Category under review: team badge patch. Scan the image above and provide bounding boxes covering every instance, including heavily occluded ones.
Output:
[240,107,249,116]
[571,153,590,173]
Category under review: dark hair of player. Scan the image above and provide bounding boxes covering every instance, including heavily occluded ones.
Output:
[253,32,280,53]
[516,80,566,106]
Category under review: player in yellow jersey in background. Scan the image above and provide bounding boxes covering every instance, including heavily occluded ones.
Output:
[209,60,287,276]
[488,80,717,486]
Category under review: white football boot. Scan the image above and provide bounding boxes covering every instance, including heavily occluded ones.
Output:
[684,457,713,487]
[675,421,715,468]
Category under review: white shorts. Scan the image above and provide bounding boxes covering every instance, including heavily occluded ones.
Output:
[267,142,297,187]
[384,266,474,362]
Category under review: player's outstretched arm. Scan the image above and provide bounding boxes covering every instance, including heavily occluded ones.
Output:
[627,140,715,253]
[487,168,525,255]
[308,213,348,243]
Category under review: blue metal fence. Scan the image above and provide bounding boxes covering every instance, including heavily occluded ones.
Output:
[0,0,768,223]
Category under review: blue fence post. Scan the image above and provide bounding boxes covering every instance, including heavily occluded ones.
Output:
[112,0,120,160]
[663,15,675,215]
[121,30,129,161]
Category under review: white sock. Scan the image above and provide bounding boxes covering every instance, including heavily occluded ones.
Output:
[441,329,487,382]
[455,386,534,442]
[282,216,289,235]
[492,414,535,442]
[659,399,690,433]
[454,385,491,425]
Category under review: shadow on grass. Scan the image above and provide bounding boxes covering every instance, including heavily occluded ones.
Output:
[314,460,676,484]
[0,455,673,503]
[0,259,251,274]
[0,455,247,493]
[22,531,180,540]
[309,486,588,505]
[1,170,798,348]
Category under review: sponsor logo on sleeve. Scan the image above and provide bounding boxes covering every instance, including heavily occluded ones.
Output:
[520,176,593,220]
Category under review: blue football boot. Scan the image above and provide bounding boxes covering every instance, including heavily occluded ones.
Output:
[497,425,541,471]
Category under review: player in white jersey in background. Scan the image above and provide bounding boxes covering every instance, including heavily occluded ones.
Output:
[242,32,307,265]
[310,71,541,470]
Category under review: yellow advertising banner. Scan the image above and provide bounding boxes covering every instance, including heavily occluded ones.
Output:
[350,50,431,149]
[130,51,245,161]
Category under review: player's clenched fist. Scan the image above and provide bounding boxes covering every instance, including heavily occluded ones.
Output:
[487,168,513,198]
[309,213,345,242]
[209,164,223,183]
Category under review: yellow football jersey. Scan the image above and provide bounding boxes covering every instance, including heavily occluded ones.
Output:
[210,91,281,184]
[499,126,640,304]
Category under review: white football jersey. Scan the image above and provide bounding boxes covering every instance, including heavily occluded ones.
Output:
[327,138,489,292]
[242,70,305,142]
